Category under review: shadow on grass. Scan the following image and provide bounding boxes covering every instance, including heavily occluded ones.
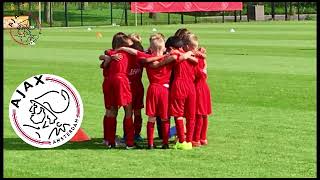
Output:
[3,137,177,151]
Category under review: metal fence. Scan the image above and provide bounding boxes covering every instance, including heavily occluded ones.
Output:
[3,2,317,27]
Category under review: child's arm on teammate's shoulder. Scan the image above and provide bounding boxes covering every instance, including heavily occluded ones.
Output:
[99,54,110,61]
[179,51,198,64]
[193,50,207,59]
[198,47,206,54]
[143,54,167,63]
[117,47,138,55]
[99,55,112,69]
[149,55,177,68]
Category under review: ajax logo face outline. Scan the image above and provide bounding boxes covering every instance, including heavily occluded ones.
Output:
[9,74,84,148]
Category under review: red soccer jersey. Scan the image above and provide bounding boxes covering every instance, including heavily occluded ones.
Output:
[128,54,143,83]
[145,56,174,85]
[195,56,207,82]
[171,50,197,82]
[106,49,131,77]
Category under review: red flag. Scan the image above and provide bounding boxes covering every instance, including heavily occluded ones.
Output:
[131,2,243,13]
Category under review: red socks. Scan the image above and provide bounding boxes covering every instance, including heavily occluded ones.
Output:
[200,116,208,141]
[186,117,196,142]
[103,115,108,141]
[147,121,155,146]
[161,120,170,145]
[193,115,203,142]
[134,115,143,136]
[124,117,134,146]
[175,118,185,143]
[105,117,116,145]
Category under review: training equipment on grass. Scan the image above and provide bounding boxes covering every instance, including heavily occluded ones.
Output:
[69,128,91,142]
[87,27,92,31]
[96,32,103,39]
[152,28,157,32]
[230,28,235,33]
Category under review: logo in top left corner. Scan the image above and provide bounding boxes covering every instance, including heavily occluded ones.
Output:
[4,13,42,46]
[9,74,84,148]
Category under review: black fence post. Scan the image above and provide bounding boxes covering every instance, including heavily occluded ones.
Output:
[29,2,32,13]
[168,13,170,24]
[65,2,68,27]
[80,2,83,26]
[140,13,142,25]
[289,2,292,20]
[234,10,237,22]
[285,2,288,21]
[17,2,20,15]
[49,2,52,27]
[222,11,225,23]
[181,13,184,24]
[110,2,113,25]
[297,2,300,21]
[195,13,197,23]
[247,2,250,22]
[124,3,128,26]
[271,2,275,20]
[240,10,242,21]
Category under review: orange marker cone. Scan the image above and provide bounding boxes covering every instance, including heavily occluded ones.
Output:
[69,128,91,142]
[96,32,103,39]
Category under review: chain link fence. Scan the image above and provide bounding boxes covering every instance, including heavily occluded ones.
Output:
[3,2,317,27]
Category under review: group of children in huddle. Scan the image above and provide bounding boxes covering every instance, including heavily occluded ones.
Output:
[99,28,212,150]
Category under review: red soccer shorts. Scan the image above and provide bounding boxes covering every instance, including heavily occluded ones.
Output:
[195,79,212,115]
[146,83,170,120]
[105,75,132,108]
[169,79,196,120]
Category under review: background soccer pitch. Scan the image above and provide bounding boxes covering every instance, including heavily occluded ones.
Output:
[3,21,316,178]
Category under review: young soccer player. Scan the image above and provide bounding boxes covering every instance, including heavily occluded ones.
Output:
[116,35,174,149]
[169,34,199,150]
[192,37,212,147]
[143,36,176,149]
[99,32,126,146]
[99,33,135,149]
[125,33,145,142]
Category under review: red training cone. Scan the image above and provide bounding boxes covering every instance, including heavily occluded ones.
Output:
[69,128,91,142]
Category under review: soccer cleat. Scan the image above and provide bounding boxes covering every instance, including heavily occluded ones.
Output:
[102,140,108,146]
[192,141,202,147]
[178,141,192,150]
[134,134,143,142]
[120,136,126,143]
[174,141,183,149]
[184,142,193,150]
[200,139,208,146]
[147,144,157,149]
[107,144,116,149]
[161,144,169,149]
[126,146,135,150]
[115,137,126,148]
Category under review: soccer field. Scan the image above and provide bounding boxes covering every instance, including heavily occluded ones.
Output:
[3,21,316,178]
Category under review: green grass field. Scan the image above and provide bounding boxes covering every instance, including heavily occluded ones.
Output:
[3,21,316,178]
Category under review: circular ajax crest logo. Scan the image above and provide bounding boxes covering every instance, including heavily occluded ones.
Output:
[9,74,84,148]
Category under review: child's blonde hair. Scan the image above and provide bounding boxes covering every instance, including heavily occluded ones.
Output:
[182,33,198,51]
[149,33,165,42]
[128,33,142,43]
[149,36,165,52]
